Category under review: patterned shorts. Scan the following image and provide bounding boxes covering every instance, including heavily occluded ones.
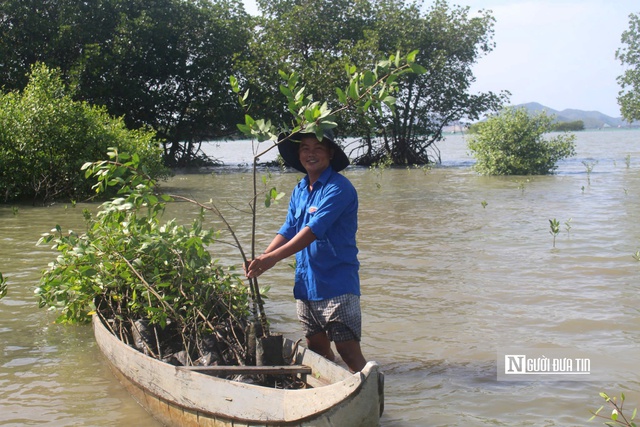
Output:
[296,294,361,343]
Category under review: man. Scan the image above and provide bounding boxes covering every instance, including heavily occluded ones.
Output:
[244,129,367,372]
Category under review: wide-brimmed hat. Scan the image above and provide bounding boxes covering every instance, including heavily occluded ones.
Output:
[277,129,350,173]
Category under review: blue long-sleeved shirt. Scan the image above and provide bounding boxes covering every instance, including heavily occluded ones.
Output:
[277,167,360,301]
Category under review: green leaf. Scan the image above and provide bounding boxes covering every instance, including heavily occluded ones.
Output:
[304,108,315,123]
[236,123,251,136]
[383,96,396,106]
[611,409,619,421]
[319,121,338,130]
[348,81,359,100]
[229,76,239,93]
[82,268,98,277]
[279,84,293,99]
[288,72,299,89]
[363,70,375,87]
[410,63,427,75]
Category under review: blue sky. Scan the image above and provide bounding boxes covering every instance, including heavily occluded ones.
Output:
[241,1,638,117]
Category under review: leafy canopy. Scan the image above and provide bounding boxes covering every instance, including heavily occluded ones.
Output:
[241,0,508,166]
[0,0,251,167]
[231,50,424,146]
[616,12,640,123]
[0,63,167,204]
[467,107,576,175]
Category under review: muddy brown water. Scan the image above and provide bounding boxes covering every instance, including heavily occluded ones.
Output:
[1,129,639,426]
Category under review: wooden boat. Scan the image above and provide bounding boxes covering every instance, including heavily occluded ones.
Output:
[93,316,384,426]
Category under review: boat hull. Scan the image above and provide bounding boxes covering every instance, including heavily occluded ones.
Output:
[92,316,383,426]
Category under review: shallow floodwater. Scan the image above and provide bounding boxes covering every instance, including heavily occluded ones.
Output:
[1,129,640,426]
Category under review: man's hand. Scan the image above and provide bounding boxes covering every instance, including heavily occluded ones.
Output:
[244,254,277,279]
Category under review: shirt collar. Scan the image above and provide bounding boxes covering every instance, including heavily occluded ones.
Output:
[301,166,334,189]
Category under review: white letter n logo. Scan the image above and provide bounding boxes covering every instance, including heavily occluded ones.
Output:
[505,355,525,374]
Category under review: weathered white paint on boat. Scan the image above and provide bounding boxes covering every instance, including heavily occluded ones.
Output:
[92,316,383,426]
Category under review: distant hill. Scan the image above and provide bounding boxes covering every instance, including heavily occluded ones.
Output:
[514,102,638,129]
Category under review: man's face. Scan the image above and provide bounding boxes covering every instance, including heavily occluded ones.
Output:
[298,136,333,175]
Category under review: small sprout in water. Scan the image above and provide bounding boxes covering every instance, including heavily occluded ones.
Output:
[0,272,7,300]
[581,185,585,194]
[564,218,572,236]
[633,250,640,262]
[625,154,631,168]
[589,391,637,425]
[549,218,560,248]
[419,164,431,175]
[517,179,529,193]
[481,201,488,209]
[582,159,598,185]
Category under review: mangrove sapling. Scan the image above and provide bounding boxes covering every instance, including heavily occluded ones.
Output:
[167,180,280,365]
[370,156,393,189]
[37,152,252,367]
[517,179,529,194]
[583,159,598,185]
[626,154,631,168]
[549,218,560,248]
[0,272,7,300]
[589,392,638,426]
[229,51,425,362]
[412,164,432,175]
[565,218,572,236]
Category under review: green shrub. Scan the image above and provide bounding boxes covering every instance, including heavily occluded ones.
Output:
[0,63,167,204]
[551,120,584,132]
[36,151,249,364]
[467,107,576,175]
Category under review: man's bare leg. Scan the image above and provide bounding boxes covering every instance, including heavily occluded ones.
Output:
[306,332,335,361]
[335,340,367,372]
